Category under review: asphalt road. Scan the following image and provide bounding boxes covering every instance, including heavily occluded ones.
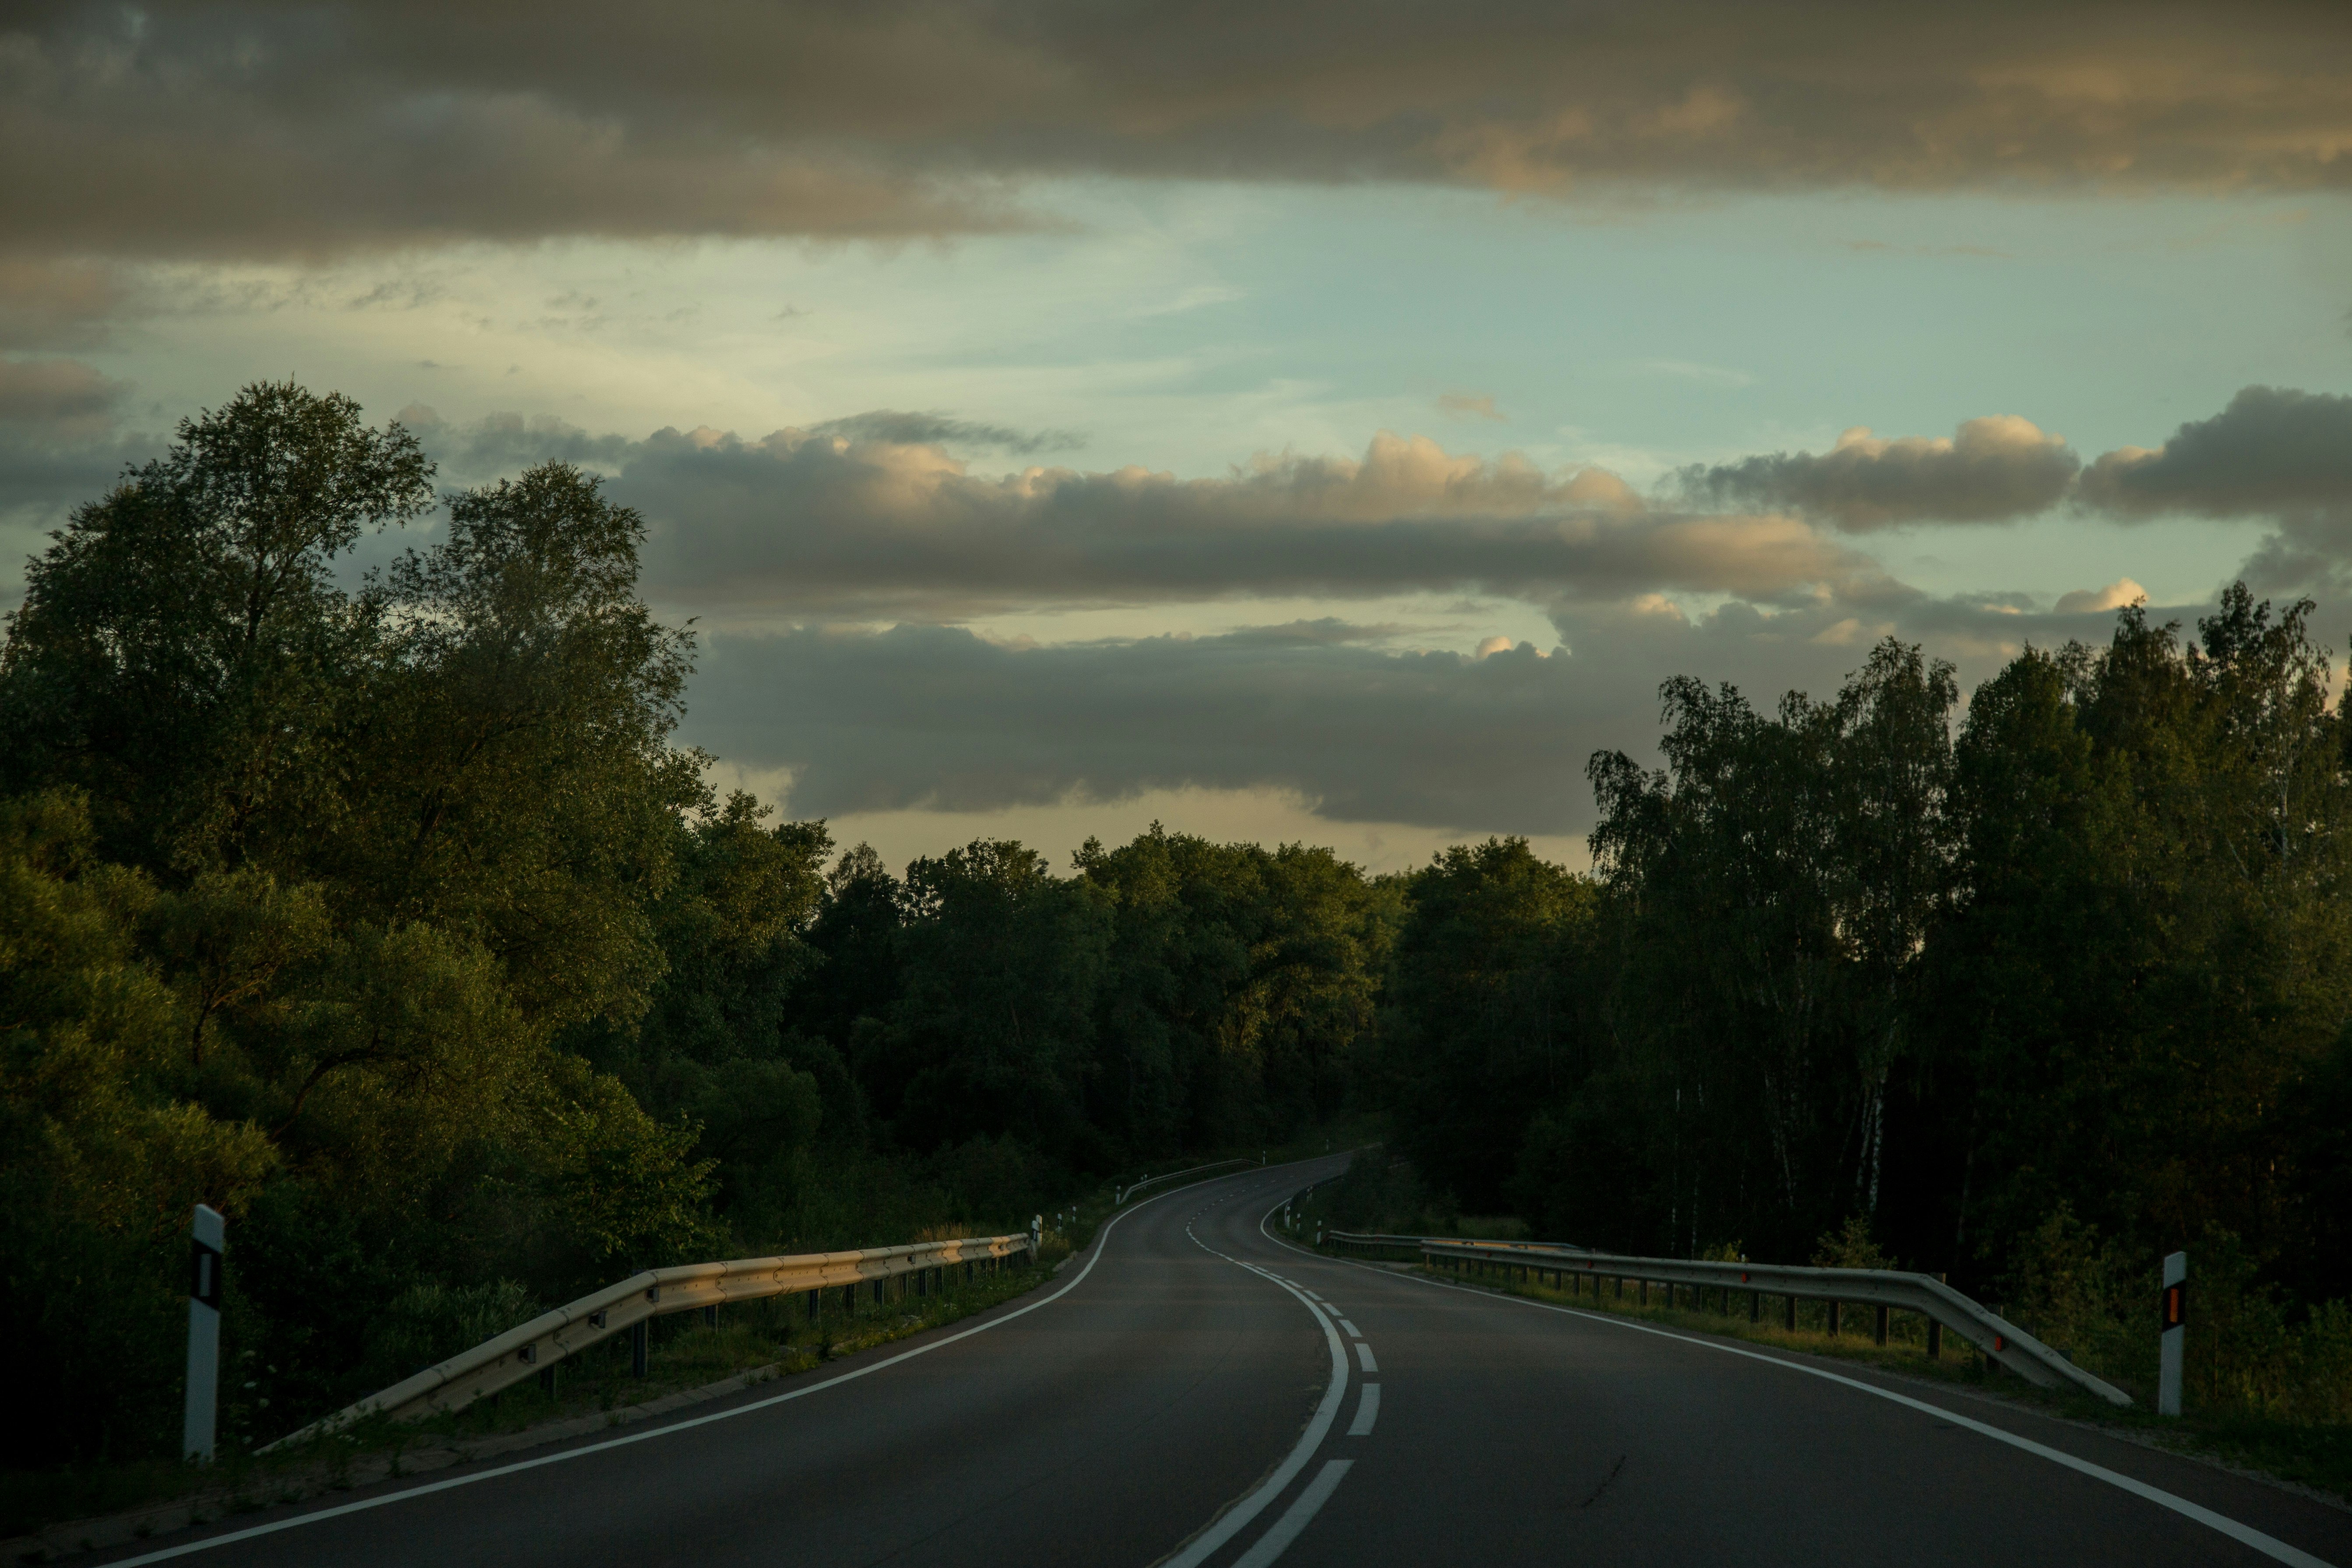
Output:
[99,1157,2352,1568]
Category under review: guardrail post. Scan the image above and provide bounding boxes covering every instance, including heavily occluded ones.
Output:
[1827,1301,1841,1336]
[183,1204,224,1462]
[1875,1305,1889,1346]
[703,1305,718,1328]
[2159,1251,2187,1417]
[1784,1294,1796,1331]
[1926,1319,1941,1359]
[1749,1290,1760,1322]
[631,1319,649,1378]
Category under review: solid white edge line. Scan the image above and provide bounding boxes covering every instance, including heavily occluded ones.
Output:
[1268,1231,2336,1568]
[1159,1186,1354,1568]
[1347,1383,1380,1438]
[102,1165,1322,1568]
[1230,1460,1354,1568]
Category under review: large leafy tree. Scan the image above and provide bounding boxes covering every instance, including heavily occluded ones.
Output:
[881,840,1113,1158]
[1,388,741,1461]
[1381,838,1592,1215]
[329,462,708,1031]
[0,382,434,870]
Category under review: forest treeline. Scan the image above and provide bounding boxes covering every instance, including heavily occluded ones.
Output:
[1386,615,2352,1292]
[0,385,1392,1468]
[7,382,2348,1469]
[1374,612,2352,1416]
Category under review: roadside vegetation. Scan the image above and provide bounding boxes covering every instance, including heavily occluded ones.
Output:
[1290,1155,2352,1499]
[7,379,2348,1537]
[0,384,1391,1537]
[1,1244,1071,1549]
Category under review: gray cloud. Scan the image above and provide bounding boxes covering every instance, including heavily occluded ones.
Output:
[0,260,134,351]
[683,588,2211,837]
[688,621,1641,834]
[2077,386,2352,597]
[397,405,638,482]
[808,411,1085,455]
[1678,416,2080,529]
[2080,386,2352,519]
[608,424,1883,615]
[0,355,142,573]
[0,358,123,440]
[6,3,2350,264]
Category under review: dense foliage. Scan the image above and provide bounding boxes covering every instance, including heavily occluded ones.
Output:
[1376,606,2352,1413]
[9,381,2343,1467]
[0,385,1393,1469]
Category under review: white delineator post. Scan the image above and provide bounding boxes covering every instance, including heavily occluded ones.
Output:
[184,1204,225,1461]
[2158,1250,2187,1418]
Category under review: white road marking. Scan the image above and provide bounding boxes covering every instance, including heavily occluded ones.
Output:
[1338,1319,1361,1338]
[1231,1459,1354,1568]
[1354,1342,1379,1373]
[1347,1383,1380,1437]
[105,1168,1309,1568]
[1164,1224,1351,1568]
[1279,1232,2335,1568]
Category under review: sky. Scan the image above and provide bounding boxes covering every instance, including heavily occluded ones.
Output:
[5,1,2351,874]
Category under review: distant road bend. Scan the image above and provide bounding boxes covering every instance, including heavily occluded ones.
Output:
[99,1159,2351,1568]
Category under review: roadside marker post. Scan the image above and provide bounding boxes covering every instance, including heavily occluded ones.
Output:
[2159,1251,2187,1417]
[184,1204,225,1462]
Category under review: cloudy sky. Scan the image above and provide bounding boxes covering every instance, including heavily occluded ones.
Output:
[6,0,2351,871]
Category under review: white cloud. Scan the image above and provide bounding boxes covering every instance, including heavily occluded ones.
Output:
[2054,577,2146,614]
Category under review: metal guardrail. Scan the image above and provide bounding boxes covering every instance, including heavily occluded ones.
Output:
[1414,1241,2130,1406]
[1117,1158,1253,1204]
[1271,1176,1345,1243]
[265,1232,1037,1449]
[1327,1231,1589,1258]
[1325,1230,1431,1251]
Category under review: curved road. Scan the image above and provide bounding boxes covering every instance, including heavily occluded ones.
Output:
[99,1157,2351,1567]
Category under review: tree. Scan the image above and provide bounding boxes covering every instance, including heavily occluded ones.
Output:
[1384,838,1593,1215]
[331,463,707,1032]
[883,840,1111,1158]
[0,383,433,870]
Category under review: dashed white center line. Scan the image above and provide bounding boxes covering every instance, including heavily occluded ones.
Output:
[1354,1342,1379,1373]
[1347,1383,1380,1437]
